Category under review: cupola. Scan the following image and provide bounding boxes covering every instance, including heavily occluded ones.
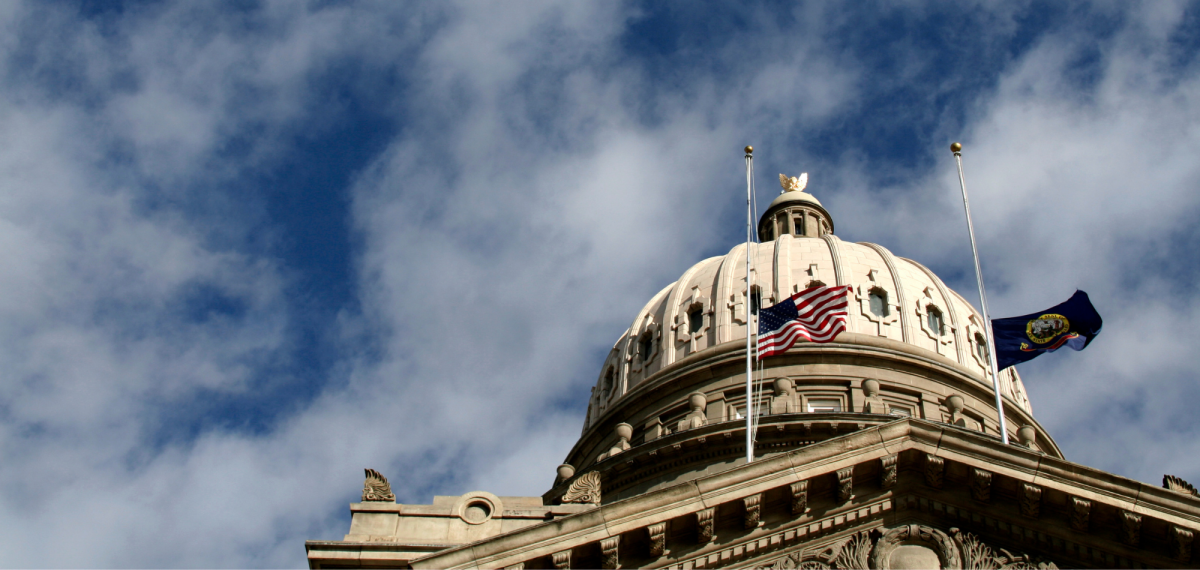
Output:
[757,173,834,240]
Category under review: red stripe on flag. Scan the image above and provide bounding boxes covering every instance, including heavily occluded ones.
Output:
[757,285,851,359]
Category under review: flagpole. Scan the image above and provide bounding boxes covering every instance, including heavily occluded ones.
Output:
[744,145,756,464]
[951,142,1010,445]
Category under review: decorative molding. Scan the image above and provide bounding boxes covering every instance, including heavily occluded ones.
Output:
[871,524,960,569]
[648,522,667,557]
[1171,525,1194,562]
[1120,510,1141,546]
[820,234,846,287]
[1020,482,1042,518]
[1070,497,1091,532]
[971,468,992,502]
[697,507,716,543]
[600,536,619,569]
[836,466,854,503]
[744,494,762,529]
[552,549,571,570]
[561,471,601,505]
[1165,474,1198,496]
[362,468,396,502]
[790,480,809,515]
[924,454,945,488]
[951,527,1058,569]
[880,454,898,489]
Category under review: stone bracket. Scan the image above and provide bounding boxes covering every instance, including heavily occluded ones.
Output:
[600,536,619,569]
[648,522,667,557]
[880,454,897,489]
[924,454,944,488]
[697,507,716,544]
[790,480,809,515]
[971,468,992,502]
[1120,510,1141,546]
[836,466,854,503]
[744,494,762,529]
[552,549,571,569]
[1020,483,1042,519]
[1070,497,1091,532]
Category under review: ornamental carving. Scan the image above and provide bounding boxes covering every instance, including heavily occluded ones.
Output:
[1020,483,1041,518]
[1070,497,1090,532]
[362,468,396,502]
[600,536,619,569]
[744,494,762,529]
[925,454,945,488]
[871,525,960,569]
[880,454,898,489]
[951,528,1059,569]
[648,522,667,557]
[833,530,874,570]
[697,507,716,543]
[971,468,992,502]
[1120,510,1141,546]
[1165,474,1198,496]
[791,480,810,515]
[552,549,571,569]
[1171,525,1194,562]
[836,466,854,503]
[561,471,601,505]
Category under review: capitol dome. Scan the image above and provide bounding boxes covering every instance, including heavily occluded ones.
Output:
[547,180,1057,505]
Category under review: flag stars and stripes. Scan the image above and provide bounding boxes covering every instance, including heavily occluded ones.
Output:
[757,285,851,359]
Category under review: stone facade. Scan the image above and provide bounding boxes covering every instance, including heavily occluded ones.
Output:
[306,183,1199,569]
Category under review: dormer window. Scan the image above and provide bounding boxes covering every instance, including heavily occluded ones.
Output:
[869,288,889,318]
[926,306,944,336]
[688,306,704,334]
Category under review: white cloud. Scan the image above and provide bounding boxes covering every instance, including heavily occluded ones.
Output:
[0,1,1196,567]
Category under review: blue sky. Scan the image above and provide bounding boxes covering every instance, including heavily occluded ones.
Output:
[1,1,1199,566]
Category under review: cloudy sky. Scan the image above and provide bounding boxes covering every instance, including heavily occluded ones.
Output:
[1,0,1198,566]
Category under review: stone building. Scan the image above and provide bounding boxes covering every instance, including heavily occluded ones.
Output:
[306,181,1200,568]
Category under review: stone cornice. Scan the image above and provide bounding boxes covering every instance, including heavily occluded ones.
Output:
[400,418,1197,569]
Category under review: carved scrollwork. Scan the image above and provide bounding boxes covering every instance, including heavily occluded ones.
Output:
[600,536,619,569]
[951,528,1058,569]
[1020,483,1041,518]
[880,454,898,489]
[1120,510,1141,546]
[791,480,810,515]
[1070,497,1090,532]
[697,507,716,543]
[1171,525,1194,562]
[872,525,960,569]
[362,468,396,502]
[832,530,873,570]
[971,468,992,502]
[648,522,667,557]
[1165,474,1198,496]
[561,471,601,505]
[745,494,763,529]
[836,466,854,503]
[925,454,945,488]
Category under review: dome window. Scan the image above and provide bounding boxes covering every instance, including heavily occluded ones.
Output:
[869,288,890,318]
[926,306,944,336]
[601,366,614,400]
[975,332,989,361]
[807,399,842,413]
[749,286,762,316]
[639,333,654,364]
[688,306,704,334]
[792,216,806,236]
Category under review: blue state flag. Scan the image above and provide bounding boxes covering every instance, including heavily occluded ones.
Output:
[991,290,1103,370]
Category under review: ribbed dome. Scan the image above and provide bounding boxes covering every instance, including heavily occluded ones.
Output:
[583,234,1033,428]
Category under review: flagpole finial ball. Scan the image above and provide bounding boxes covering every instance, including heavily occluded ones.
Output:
[744,145,753,155]
[950,142,962,153]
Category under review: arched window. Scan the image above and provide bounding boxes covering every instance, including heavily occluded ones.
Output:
[639,333,653,363]
[602,367,614,399]
[926,306,944,336]
[793,216,805,236]
[749,286,762,316]
[869,288,889,317]
[974,332,989,361]
[688,306,704,334]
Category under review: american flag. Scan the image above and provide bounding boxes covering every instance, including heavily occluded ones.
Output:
[757,285,852,359]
